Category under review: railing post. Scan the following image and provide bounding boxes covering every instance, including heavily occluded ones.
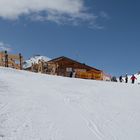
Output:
[19,53,23,70]
[5,51,8,67]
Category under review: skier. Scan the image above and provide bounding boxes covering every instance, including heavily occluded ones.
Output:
[119,75,123,82]
[125,74,128,83]
[130,75,137,84]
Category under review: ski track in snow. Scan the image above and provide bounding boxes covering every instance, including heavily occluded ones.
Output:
[62,89,111,140]
[0,95,61,140]
[0,77,61,139]
[0,94,61,140]
[61,86,134,140]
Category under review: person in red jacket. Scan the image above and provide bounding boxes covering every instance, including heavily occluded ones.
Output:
[131,75,137,84]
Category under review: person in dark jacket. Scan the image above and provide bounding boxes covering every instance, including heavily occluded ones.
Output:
[119,76,123,82]
[70,71,73,78]
[131,75,137,84]
[125,74,128,83]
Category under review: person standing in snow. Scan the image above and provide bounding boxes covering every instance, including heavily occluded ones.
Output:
[119,76,123,82]
[131,75,137,84]
[70,70,73,78]
[125,74,128,83]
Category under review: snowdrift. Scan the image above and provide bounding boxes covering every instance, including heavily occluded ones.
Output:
[0,67,140,140]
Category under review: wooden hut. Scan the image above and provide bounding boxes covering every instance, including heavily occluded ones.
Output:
[47,56,104,80]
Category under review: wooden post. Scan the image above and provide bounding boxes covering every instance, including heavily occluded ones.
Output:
[5,51,8,67]
[31,63,34,72]
[19,53,23,70]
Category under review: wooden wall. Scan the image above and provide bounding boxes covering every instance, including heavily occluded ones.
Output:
[47,57,103,80]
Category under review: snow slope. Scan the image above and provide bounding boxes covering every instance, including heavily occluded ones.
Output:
[0,67,140,140]
[23,55,51,69]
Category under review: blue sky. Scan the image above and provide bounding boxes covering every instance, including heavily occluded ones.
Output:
[0,0,140,76]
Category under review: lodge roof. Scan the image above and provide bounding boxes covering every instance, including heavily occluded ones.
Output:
[47,56,102,72]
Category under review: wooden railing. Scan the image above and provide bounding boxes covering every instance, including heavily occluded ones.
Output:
[0,51,23,70]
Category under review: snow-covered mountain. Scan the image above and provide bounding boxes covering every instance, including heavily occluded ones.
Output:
[23,55,51,69]
[0,67,140,140]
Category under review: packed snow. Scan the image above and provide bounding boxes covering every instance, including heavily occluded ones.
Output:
[0,67,140,140]
[23,55,51,69]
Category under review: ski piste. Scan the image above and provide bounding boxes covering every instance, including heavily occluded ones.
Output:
[0,67,140,140]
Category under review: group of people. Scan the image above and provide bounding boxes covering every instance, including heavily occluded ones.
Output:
[119,74,137,84]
